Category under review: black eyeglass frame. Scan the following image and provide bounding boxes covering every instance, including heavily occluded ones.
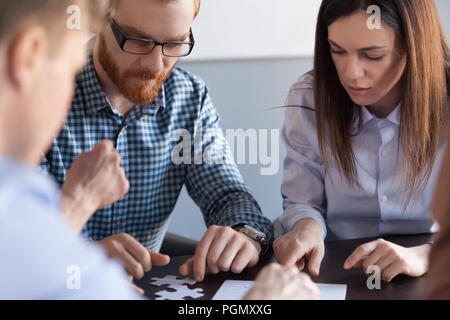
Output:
[107,16,195,57]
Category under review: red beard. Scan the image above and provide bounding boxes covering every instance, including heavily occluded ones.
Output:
[98,34,175,105]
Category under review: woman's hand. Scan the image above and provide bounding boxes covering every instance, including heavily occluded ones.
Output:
[344,238,431,282]
[273,218,325,276]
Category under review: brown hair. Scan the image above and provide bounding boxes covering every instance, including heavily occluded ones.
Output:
[0,0,107,51]
[111,0,201,18]
[313,0,449,205]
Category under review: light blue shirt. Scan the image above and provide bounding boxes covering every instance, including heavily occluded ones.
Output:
[279,74,446,241]
[0,158,141,299]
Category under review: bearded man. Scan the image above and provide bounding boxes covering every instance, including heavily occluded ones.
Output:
[42,0,274,283]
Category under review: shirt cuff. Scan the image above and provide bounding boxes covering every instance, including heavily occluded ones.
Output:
[279,206,327,239]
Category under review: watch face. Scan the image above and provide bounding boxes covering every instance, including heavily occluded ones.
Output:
[242,229,254,238]
[239,225,266,243]
[233,224,267,247]
[245,225,266,238]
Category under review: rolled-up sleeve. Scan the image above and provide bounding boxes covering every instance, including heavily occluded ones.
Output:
[279,80,327,238]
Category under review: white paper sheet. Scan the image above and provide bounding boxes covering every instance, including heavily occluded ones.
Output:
[213,280,254,300]
[212,280,347,300]
[315,283,347,300]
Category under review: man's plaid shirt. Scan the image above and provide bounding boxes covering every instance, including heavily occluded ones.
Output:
[41,55,274,251]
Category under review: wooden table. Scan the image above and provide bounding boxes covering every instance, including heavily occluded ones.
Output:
[134,233,433,300]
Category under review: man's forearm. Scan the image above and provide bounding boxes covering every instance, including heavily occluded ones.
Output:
[60,190,96,234]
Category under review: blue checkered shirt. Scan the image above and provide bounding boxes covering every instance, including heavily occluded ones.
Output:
[41,55,274,252]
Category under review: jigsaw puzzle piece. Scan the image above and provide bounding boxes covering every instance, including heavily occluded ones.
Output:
[150,275,197,288]
[154,286,204,300]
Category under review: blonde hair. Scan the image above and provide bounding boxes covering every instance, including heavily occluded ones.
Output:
[111,0,201,18]
[0,0,106,51]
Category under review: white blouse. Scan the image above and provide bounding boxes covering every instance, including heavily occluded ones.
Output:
[279,74,446,240]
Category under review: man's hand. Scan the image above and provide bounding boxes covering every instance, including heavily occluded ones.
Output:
[98,233,170,280]
[61,140,129,233]
[344,238,431,282]
[243,263,320,300]
[179,225,261,282]
[273,218,324,276]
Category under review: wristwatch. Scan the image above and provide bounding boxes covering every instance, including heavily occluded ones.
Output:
[232,223,268,253]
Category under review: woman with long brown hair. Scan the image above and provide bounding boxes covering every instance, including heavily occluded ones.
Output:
[274,0,449,282]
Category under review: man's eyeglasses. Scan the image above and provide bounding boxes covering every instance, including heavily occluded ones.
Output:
[108,16,195,57]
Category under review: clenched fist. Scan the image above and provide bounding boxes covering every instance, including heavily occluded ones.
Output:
[61,139,129,232]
